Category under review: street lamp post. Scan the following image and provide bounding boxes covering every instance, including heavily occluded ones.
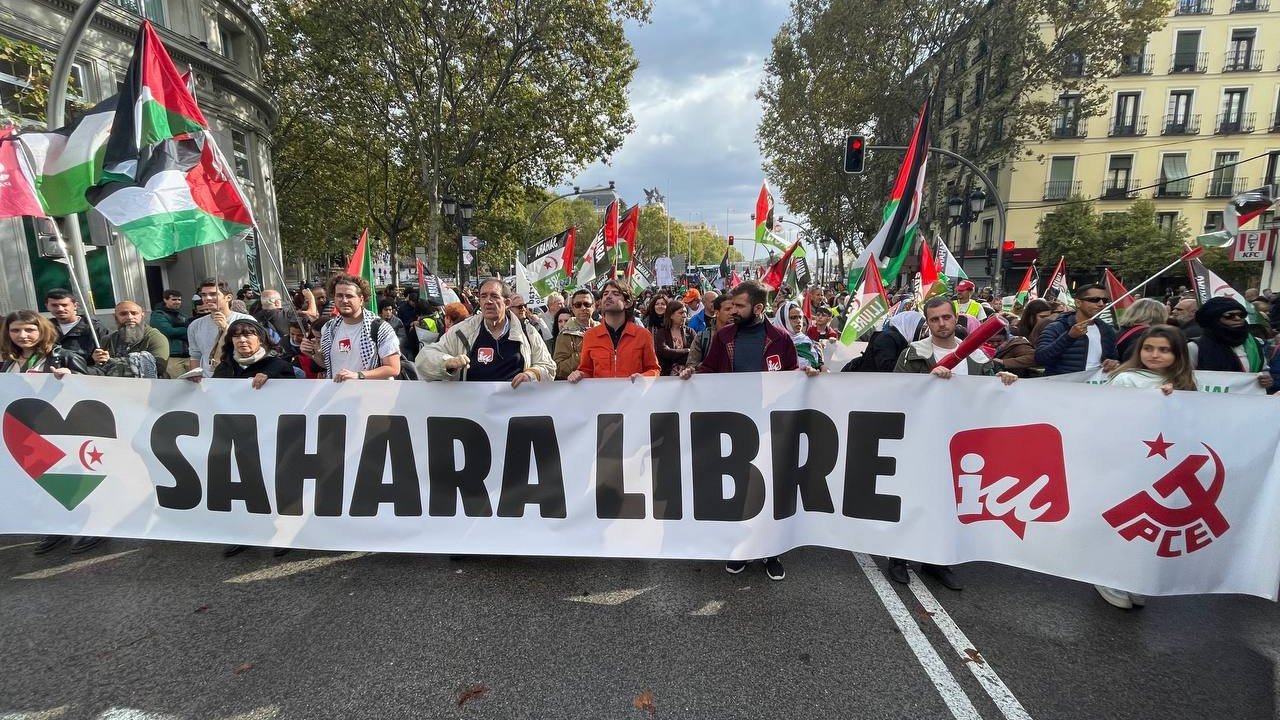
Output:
[442,197,474,288]
[526,182,614,257]
[947,188,987,281]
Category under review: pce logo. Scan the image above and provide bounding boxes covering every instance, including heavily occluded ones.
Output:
[949,424,1071,538]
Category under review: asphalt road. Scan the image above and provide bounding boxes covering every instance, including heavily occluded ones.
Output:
[0,538,1276,719]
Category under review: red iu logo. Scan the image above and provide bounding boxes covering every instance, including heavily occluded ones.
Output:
[1102,435,1229,557]
[949,424,1071,538]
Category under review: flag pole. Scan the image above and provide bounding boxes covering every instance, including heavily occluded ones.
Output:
[48,220,100,349]
[1089,247,1203,322]
[254,223,314,335]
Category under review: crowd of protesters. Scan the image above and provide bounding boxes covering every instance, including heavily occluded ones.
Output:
[4,268,1278,604]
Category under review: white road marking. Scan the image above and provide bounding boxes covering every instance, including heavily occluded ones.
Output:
[688,600,726,616]
[0,542,36,552]
[223,705,282,720]
[907,571,1034,720]
[224,552,370,584]
[854,553,981,720]
[97,709,180,720]
[12,550,140,581]
[0,707,70,720]
[566,586,656,605]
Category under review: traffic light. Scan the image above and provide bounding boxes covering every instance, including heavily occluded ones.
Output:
[1002,240,1015,252]
[727,235,734,245]
[843,135,866,174]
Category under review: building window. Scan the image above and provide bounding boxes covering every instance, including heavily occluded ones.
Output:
[1046,156,1077,200]
[1208,152,1240,197]
[985,165,999,207]
[219,26,238,61]
[1156,212,1179,235]
[1054,95,1082,137]
[1111,93,1144,135]
[1158,154,1192,196]
[1164,90,1195,134]
[1104,155,1135,198]
[108,0,165,24]
[1219,89,1249,132]
[1172,31,1203,72]
[1267,150,1279,185]
[1063,51,1085,77]
[981,219,994,249]
[230,129,251,180]
[1205,211,1224,231]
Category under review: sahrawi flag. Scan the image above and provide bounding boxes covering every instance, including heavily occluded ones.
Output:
[14,97,117,216]
[847,98,930,291]
[753,182,790,253]
[3,398,120,511]
[87,133,253,261]
[839,255,890,345]
[524,227,576,297]
[936,236,968,282]
[0,127,46,219]
[575,199,618,287]
[346,229,377,313]
[1187,253,1266,327]
[102,20,208,182]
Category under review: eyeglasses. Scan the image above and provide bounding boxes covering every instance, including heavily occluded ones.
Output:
[1220,311,1246,320]
[510,304,527,310]
[1079,296,1108,304]
[572,301,593,308]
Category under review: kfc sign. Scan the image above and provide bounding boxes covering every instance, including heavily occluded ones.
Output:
[1231,230,1273,262]
[949,424,1072,538]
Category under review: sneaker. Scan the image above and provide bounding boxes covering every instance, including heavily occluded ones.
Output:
[1129,593,1147,608]
[922,563,964,591]
[886,558,911,585]
[1094,584,1133,610]
[33,535,68,555]
[725,561,748,574]
[223,544,249,558]
[764,556,785,581]
[68,536,104,554]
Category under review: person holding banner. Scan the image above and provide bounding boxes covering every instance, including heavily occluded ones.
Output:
[46,289,107,369]
[1034,284,1118,376]
[1191,298,1273,390]
[417,278,554,388]
[553,288,598,380]
[567,280,660,382]
[301,274,402,382]
[887,297,1018,590]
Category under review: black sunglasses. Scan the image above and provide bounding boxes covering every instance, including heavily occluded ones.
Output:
[1079,296,1108,304]
[572,301,593,308]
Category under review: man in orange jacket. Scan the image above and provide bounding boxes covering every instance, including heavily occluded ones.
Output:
[567,280,661,382]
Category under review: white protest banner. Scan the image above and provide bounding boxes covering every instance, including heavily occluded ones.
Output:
[1042,369,1265,395]
[2,373,1278,599]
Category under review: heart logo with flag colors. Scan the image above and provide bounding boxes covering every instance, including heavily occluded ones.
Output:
[3,399,117,510]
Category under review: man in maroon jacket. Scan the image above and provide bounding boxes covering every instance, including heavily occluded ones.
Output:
[679,280,817,581]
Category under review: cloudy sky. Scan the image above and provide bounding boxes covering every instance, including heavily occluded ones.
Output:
[564,0,797,263]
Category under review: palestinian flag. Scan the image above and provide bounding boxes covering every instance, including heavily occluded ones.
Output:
[1043,257,1075,310]
[847,98,930,291]
[615,205,638,278]
[785,244,811,295]
[761,238,801,291]
[102,21,208,181]
[524,227,576,297]
[1224,185,1277,234]
[1102,269,1133,311]
[753,183,790,253]
[575,200,618,287]
[839,257,889,345]
[16,97,116,216]
[919,237,946,298]
[1013,266,1035,307]
[1187,254,1266,327]
[87,133,252,261]
[0,127,46,219]
[346,229,377,313]
[3,399,118,511]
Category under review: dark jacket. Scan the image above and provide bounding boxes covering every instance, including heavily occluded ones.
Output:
[212,354,297,380]
[993,336,1039,377]
[863,327,911,372]
[1034,311,1117,375]
[1115,324,1149,363]
[894,336,995,375]
[151,308,190,357]
[652,325,696,375]
[1,346,95,375]
[697,318,798,374]
[54,315,108,366]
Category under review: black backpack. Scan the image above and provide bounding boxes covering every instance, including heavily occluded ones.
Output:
[326,317,419,380]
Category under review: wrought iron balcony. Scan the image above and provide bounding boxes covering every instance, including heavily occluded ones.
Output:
[1044,180,1081,201]
[1231,0,1268,11]
[1206,177,1248,197]
[1155,178,1195,198]
[1271,113,1280,133]
[1170,51,1208,73]
[1118,54,1154,74]
[1224,49,1264,71]
[1161,114,1200,135]
[1215,112,1255,134]
[1101,180,1142,200]
[1175,0,1213,12]
[1109,116,1148,136]
[1051,120,1087,138]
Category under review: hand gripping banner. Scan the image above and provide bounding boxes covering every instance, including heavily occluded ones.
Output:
[2,373,1279,599]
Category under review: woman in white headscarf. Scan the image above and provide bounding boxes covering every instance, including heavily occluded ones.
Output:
[862,310,925,372]
[773,300,823,370]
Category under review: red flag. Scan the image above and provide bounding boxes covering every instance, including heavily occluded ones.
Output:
[761,239,801,290]
[1015,265,1034,295]
[1102,269,1133,310]
[0,128,47,219]
[416,258,425,290]
[919,237,941,291]
[617,205,638,278]
[562,226,577,275]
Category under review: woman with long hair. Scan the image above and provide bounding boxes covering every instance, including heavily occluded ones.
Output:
[644,293,669,330]
[0,310,92,376]
[1016,299,1053,338]
[653,299,695,375]
[1115,298,1170,362]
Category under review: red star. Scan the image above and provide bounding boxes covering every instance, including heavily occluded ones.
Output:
[87,446,104,466]
[1144,434,1174,459]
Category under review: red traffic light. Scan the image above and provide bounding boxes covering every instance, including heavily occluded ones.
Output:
[850,138,863,150]
[843,134,866,174]
[1002,240,1015,252]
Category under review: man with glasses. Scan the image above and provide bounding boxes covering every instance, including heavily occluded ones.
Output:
[554,288,598,379]
[1034,283,1119,376]
[509,294,552,341]
[1169,296,1202,340]
[1192,296,1274,389]
[417,278,553,388]
[567,280,660,382]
